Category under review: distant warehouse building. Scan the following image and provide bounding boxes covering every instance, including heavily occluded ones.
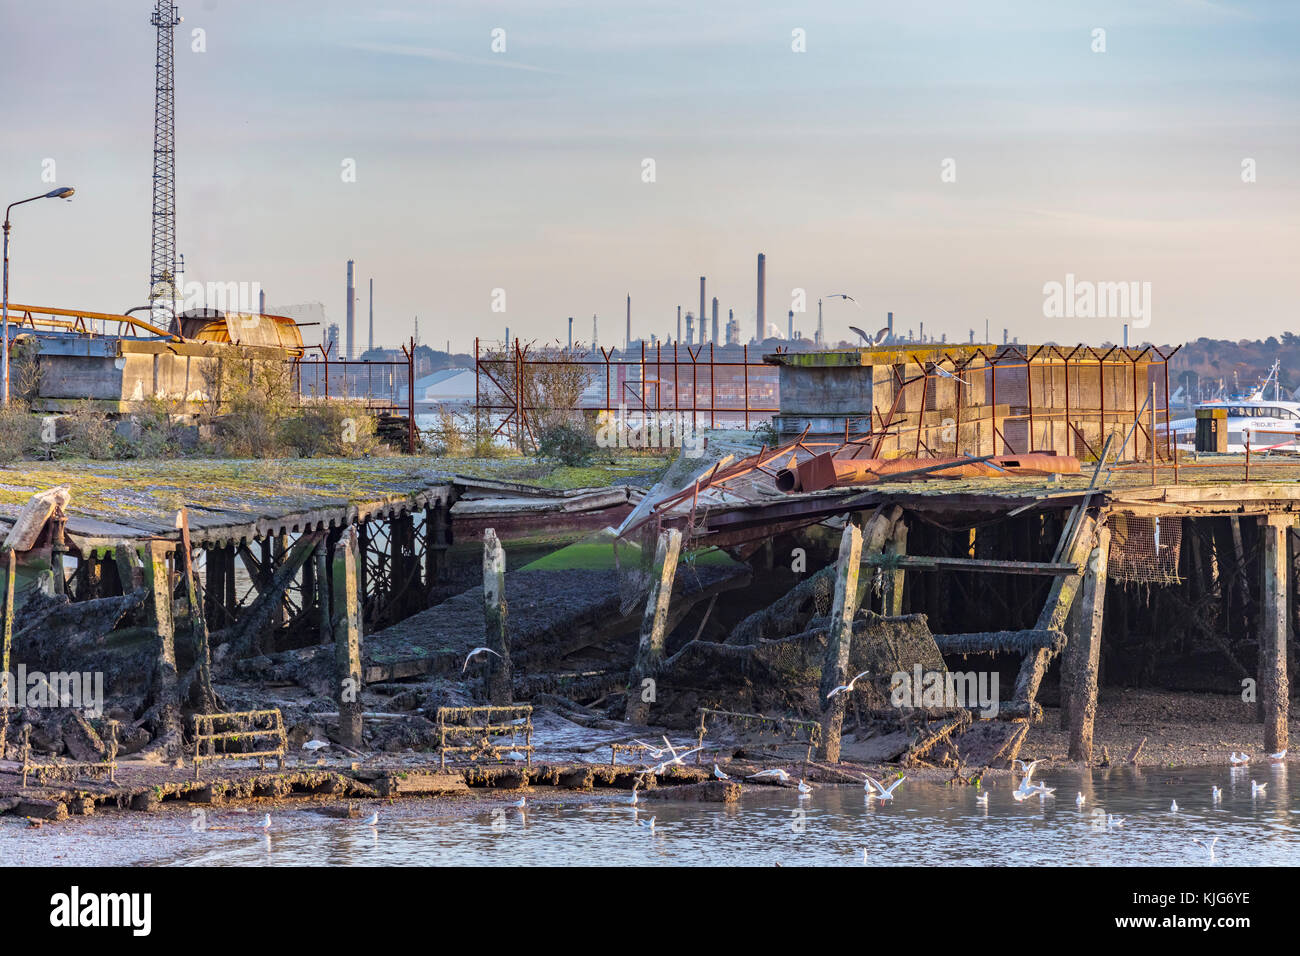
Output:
[401,367,476,406]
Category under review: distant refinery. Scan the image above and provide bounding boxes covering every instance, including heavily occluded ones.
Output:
[331,251,1013,356]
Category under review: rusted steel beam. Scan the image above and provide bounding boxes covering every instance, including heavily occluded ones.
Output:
[860,555,1080,576]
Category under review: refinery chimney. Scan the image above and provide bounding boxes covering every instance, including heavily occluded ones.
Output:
[625,294,631,351]
[345,260,355,359]
[568,316,573,350]
[756,253,766,343]
[676,306,682,343]
[368,278,374,353]
[711,297,719,345]
[887,311,894,344]
[592,314,598,348]
[699,277,706,343]
[788,309,794,341]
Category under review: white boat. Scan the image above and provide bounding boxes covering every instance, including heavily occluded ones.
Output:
[1169,361,1300,452]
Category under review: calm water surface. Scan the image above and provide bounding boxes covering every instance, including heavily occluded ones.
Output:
[146,764,1298,867]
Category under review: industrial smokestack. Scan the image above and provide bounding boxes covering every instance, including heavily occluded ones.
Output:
[788,309,794,341]
[368,277,374,353]
[887,311,894,344]
[699,277,706,343]
[259,288,266,314]
[568,316,573,350]
[592,314,598,348]
[677,306,682,343]
[626,294,631,351]
[711,297,719,345]
[345,259,355,359]
[686,312,695,345]
[756,253,766,343]
[816,298,823,346]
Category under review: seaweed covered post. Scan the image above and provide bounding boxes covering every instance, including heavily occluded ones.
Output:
[332,526,364,748]
[626,528,683,724]
[883,513,908,616]
[482,528,512,704]
[176,509,217,714]
[1259,515,1291,756]
[144,540,181,754]
[1064,524,1110,761]
[818,519,863,762]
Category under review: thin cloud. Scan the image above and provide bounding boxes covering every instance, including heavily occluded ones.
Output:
[345,41,564,75]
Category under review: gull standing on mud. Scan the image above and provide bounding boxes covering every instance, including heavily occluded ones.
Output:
[361,811,378,827]
[1229,751,1251,767]
[713,764,730,781]
[1268,749,1287,763]
[259,813,271,829]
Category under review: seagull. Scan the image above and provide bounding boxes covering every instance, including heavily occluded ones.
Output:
[301,740,329,753]
[865,774,907,802]
[505,750,526,762]
[1268,749,1287,763]
[1012,789,1031,802]
[1015,758,1045,780]
[462,646,503,672]
[259,813,271,829]
[1037,785,1056,800]
[1251,780,1267,797]
[631,738,672,759]
[748,768,791,783]
[1076,792,1086,808]
[627,788,639,806]
[932,364,971,387]
[850,326,891,347]
[797,780,812,798]
[361,811,378,827]
[1153,516,1161,552]
[825,293,858,304]
[713,764,731,781]
[1212,785,1222,803]
[1108,814,1126,828]
[513,796,527,809]
[827,670,872,699]
[1192,836,1219,861]
[1170,800,1179,813]
[1229,751,1251,767]
[638,815,656,834]
[648,746,704,775]
[862,848,869,863]
[976,791,989,806]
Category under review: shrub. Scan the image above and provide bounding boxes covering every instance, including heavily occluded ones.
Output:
[0,402,41,465]
[64,401,118,459]
[536,422,594,466]
[280,402,380,458]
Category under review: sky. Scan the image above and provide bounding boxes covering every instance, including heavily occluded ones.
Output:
[1,0,1297,353]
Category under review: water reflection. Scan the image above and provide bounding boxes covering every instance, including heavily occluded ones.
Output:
[152,764,1297,867]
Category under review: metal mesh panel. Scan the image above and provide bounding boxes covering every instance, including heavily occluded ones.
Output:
[1107,514,1182,585]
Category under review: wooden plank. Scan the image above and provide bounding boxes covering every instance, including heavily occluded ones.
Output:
[625,528,683,723]
[818,519,864,763]
[861,555,1078,576]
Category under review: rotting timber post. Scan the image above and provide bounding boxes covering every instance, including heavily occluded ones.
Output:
[482,528,512,704]
[626,528,683,724]
[332,527,364,749]
[818,519,862,762]
[1062,523,1111,761]
[0,548,14,756]
[144,540,181,755]
[1260,515,1291,756]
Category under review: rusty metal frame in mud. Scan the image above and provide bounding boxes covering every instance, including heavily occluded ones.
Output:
[192,708,288,779]
[436,705,534,769]
[18,719,120,787]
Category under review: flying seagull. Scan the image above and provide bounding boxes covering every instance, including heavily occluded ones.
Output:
[825,293,858,304]
[850,325,891,347]
[462,646,503,672]
[827,670,872,699]
[1192,836,1219,861]
[748,768,791,783]
[865,774,907,802]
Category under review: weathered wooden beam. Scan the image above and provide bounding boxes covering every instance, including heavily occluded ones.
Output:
[861,554,1079,576]
[883,512,908,616]
[625,528,683,724]
[818,519,863,762]
[218,532,324,660]
[1064,525,1110,760]
[0,549,14,756]
[1260,515,1290,755]
[933,628,1067,656]
[482,528,512,704]
[332,527,364,748]
[176,509,217,714]
[144,541,181,755]
[1011,512,1099,716]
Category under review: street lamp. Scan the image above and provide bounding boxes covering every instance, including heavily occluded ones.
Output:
[3,186,75,404]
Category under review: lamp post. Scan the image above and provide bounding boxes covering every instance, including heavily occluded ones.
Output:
[3,187,75,404]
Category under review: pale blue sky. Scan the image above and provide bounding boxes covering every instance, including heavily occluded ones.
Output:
[1,0,1296,350]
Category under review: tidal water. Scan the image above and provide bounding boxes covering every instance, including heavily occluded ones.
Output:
[10,764,1292,868]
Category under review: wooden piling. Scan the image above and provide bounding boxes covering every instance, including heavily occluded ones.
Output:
[625,528,683,724]
[818,519,863,762]
[482,528,512,704]
[1260,515,1290,755]
[145,541,181,752]
[1064,525,1110,761]
[0,549,14,756]
[332,527,364,748]
[1012,512,1099,716]
[883,514,908,616]
[176,510,217,714]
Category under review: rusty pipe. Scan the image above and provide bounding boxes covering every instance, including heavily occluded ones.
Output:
[780,452,1080,493]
